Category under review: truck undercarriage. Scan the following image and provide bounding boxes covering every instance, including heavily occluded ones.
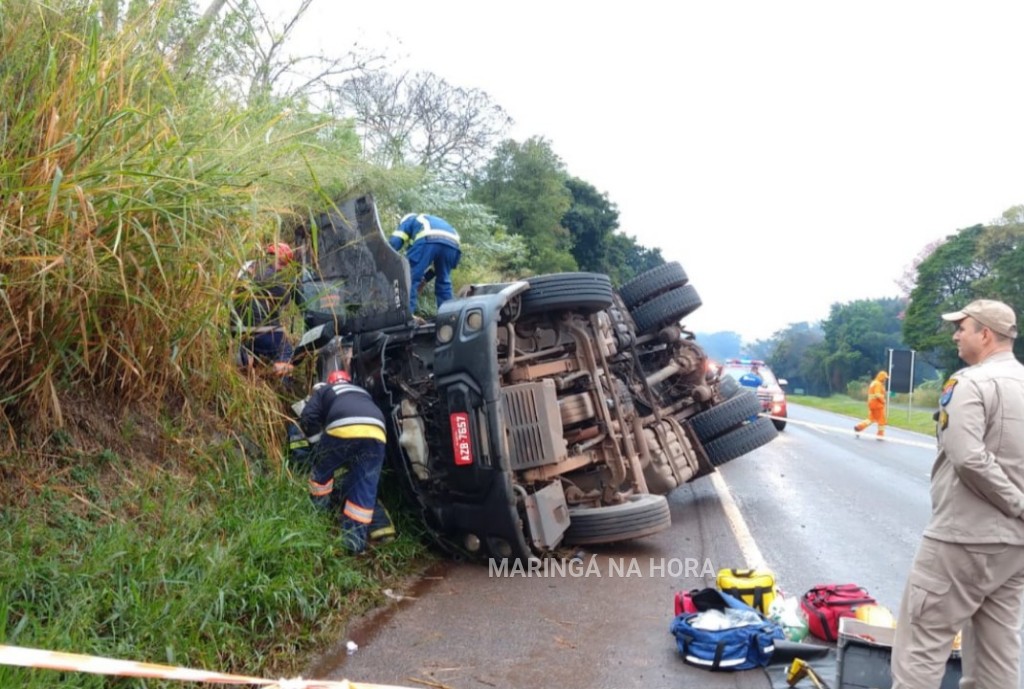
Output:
[293,195,777,561]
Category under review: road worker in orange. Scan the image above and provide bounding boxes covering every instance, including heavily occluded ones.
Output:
[854,370,889,437]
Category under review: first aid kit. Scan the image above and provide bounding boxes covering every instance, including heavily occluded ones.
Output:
[717,567,777,615]
[801,584,876,642]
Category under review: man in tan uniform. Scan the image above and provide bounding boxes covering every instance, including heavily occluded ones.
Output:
[892,299,1024,689]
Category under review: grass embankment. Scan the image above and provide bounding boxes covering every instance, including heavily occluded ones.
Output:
[789,394,939,436]
[0,3,429,686]
[1,446,431,686]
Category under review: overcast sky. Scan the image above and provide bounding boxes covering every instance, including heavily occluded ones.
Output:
[264,1,1024,342]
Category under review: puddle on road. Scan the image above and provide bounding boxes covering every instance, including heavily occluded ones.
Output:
[306,560,451,678]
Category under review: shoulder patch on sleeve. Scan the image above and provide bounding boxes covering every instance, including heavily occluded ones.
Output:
[939,377,958,407]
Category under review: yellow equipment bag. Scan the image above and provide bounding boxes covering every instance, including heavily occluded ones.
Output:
[717,567,777,615]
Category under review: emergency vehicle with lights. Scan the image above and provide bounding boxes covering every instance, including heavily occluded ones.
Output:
[719,358,788,431]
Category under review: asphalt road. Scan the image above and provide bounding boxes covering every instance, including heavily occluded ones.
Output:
[302,404,984,689]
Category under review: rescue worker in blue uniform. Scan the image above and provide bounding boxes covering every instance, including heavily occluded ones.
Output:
[233,242,296,378]
[299,369,392,553]
[738,364,763,389]
[388,213,461,316]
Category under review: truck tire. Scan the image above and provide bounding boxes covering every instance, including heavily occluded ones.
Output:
[618,261,689,308]
[630,284,702,334]
[522,272,614,316]
[702,417,778,467]
[689,390,762,442]
[563,494,671,545]
[718,375,742,400]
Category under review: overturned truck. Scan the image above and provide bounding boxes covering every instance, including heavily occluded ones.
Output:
[293,195,776,561]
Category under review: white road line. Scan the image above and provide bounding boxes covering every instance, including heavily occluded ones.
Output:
[760,413,936,449]
[709,414,935,574]
[709,470,766,570]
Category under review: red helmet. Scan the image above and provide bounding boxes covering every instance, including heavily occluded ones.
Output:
[327,370,351,385]
[266,242,294,264]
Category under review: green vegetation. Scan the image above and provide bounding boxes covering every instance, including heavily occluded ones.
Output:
[1,445,430,687]
[903,213,1024,373]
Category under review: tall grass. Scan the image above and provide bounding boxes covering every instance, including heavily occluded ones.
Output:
[0,0,366,445]
[0,1,432,684]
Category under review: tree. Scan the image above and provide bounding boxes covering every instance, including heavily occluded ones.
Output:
[902,211,1024,372]
[563,177,619,273]
[820,298,905,391]
[903,225,987,372]
[896,239,942,297]
[559,177,665,284]
[763,322,827,395]
[974,210,1024,317]
[603,233,665,285]
[96,0,384,108]
[338,70,512,185]
[470,137,576,273]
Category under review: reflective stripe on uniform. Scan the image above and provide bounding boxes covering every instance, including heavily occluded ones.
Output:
[326,424,386,443]
[343,500,374,524]
[329,383,371,397]
[326,414,383,429]
[308,478,333,496]
[235,324,288,335]
[413,228,461,245]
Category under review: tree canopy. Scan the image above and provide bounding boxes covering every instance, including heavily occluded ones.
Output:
[469,137,577,274]
[337,70,512,185]
[902,220,1024,372]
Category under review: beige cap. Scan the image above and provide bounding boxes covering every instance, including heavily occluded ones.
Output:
[941,299,1018,338]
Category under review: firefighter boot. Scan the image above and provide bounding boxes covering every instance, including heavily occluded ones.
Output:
[368,501,396,544]
[854,422,868,432]
[340,522,367,555]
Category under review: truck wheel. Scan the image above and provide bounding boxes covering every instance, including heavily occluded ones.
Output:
[521,272,614,316]
[618,261,689,308]
[718,375,741,400]
[689,390,762,442]
[630,284,702,334]
[702,417,778,466]
[563,494,671,545]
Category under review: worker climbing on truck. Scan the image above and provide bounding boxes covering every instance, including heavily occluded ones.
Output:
[388,213,461,317]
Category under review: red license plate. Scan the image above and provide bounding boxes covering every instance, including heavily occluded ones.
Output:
[450,412,473,466]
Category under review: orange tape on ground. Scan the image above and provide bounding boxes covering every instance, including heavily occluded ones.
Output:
[0,645,415,689]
